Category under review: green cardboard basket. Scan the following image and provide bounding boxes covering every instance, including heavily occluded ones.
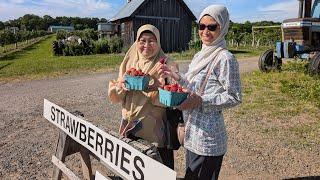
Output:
[125,75,149,90]
[158,88,188,107]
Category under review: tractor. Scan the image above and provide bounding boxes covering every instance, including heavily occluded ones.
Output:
[259,0,320,75]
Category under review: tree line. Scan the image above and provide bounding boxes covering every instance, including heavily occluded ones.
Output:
[190,20,282,50]
[228,21,282,47]
[0,14,108,31]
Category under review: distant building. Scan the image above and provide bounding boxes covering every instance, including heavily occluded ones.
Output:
[5,27,19,33]
[97,22,118,39]
[110,0,196,52]
[48,26,74,33]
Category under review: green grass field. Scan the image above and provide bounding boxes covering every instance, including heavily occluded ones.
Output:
[0,35,123,82]
[234,62,320,149]
[0,35,265,82]
[0,37,47,56]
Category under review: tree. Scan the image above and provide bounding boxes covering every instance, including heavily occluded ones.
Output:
[0,21,4,30]
[43,15,55,30]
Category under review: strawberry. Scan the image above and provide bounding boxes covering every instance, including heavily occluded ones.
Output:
[170,86,178,92]
[133,71,139,76]
[159,57,166,64]
[164,85,171,91]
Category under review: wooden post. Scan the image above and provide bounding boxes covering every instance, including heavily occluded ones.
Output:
[52,131,71,180]
[80,147,94,180]
[52,130,94,180]
[252,27,255,47]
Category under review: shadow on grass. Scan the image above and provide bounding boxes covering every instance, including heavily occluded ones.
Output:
[0,62,13,70]
[0,45,38,61]
[284,176,320,180]
[230,50,250,54]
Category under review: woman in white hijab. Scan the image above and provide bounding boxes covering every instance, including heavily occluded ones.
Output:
[158,5,242,180]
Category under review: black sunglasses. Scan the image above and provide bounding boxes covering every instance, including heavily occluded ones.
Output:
[199,23,218,31]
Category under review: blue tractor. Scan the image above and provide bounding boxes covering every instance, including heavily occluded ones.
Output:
[259,0,320,75]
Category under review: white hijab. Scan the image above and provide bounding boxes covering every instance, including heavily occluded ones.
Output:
[185,5,230,82]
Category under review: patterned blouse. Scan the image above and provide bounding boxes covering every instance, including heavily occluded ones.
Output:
[178,50,242,156]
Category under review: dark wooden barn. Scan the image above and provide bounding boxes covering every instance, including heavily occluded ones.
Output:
[110,0,196,52]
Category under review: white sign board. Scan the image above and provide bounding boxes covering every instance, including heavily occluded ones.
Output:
[95,171,109,180]
[43,99,176,180]
[282,21,312,28]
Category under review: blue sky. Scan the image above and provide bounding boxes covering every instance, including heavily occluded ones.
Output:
[0,0,300,22]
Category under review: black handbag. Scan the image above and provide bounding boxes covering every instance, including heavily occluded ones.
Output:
[165,106,184,150]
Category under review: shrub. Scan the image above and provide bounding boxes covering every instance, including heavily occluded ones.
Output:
[56,30,67,40]
[93,39,110,54]
[109,36,123,53]
[188,39,201,52]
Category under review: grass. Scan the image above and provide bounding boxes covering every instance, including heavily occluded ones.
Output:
[0,35,265,82]
[232,62,320,149]
[0,36,49,56]
[0,35,124,82]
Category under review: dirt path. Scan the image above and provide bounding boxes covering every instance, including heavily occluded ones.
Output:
[0,56,288,179]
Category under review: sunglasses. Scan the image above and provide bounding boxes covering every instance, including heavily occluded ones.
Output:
[198,23,218,31]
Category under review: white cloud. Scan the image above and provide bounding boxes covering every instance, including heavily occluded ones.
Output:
[255,0,298,22]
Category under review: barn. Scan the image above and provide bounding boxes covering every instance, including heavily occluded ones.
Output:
[110,0,196,52]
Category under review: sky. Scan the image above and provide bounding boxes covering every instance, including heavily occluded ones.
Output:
[0,0,300,23]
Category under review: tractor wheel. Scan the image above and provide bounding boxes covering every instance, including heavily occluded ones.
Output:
[258,49,282,72]
[309,52,320,75]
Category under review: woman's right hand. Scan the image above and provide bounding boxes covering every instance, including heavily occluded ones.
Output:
[156,63,180,81]
[117,74,128,91]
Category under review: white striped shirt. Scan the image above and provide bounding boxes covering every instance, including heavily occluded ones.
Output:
[178,50,242,156]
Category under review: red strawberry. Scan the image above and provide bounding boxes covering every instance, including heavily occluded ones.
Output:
[164,85,171,91]
[170,86,178,92]
[159,57,166,64]
[133,71,139,76]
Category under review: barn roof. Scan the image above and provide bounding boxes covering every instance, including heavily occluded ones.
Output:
[110,0,145,21]
[110,0,196,22]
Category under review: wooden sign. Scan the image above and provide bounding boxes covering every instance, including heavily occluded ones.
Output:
[95,171,110,180]
[43,99,176,180]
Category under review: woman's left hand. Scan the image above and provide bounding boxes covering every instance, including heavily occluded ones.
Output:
[147,75,164,91]
[176,92,202,110]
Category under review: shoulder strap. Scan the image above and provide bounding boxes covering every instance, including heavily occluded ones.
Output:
[198,48,225,95]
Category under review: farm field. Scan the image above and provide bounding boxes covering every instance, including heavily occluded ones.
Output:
[0,35,266,83]
[0,35,124,82]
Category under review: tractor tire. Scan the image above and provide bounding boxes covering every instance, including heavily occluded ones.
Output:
[259,49,273,72]
[259,49,282,72]
[309,52,320,75]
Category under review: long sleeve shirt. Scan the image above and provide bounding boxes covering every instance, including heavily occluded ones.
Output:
[178,50,242,156]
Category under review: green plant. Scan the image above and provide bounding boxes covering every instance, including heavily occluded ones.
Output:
[93,39,110,54]
[56,30,67,40]
[108,36,123,53]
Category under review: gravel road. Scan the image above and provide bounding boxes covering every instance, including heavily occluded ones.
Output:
[0,57,296,180]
